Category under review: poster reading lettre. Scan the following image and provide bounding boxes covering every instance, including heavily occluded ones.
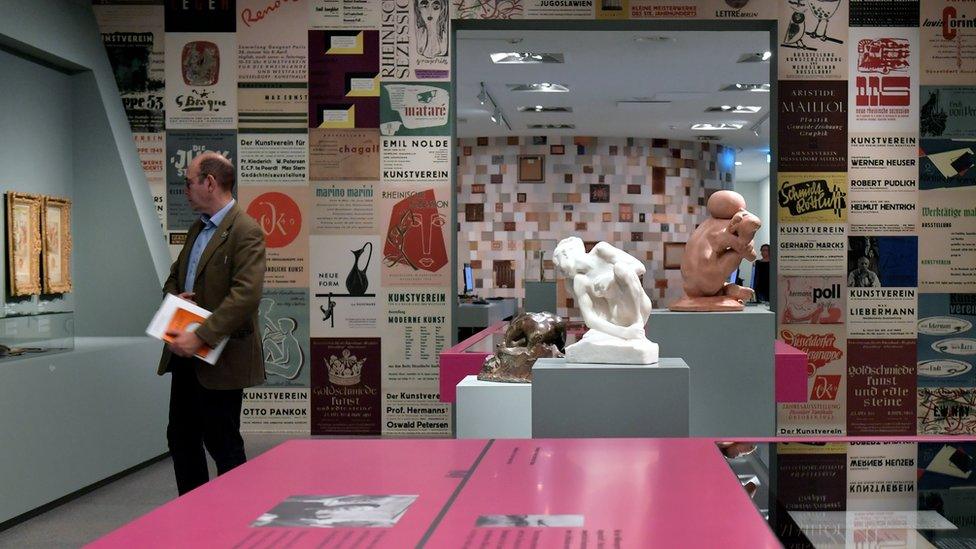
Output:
[847,339,917,436]
[778,172,849,224]
[380,184,451,287]
[240,186,310,288]
[777,324,848,436]
[308,234,380,338]
[777,0,849,80]
[165,33,238,129]
[848,133,919,235]
[777,224,848,277]
[309,128,380,180]
[920,0,976,85]
[381,136,451,184]
[310,0,382,29]
[311,182,377,234]
[849,27,920,132]
[311,337,382,435]
[700,0,776,19]
[237,0,307,83]
[134,132,166,228]
[238,133,309,185]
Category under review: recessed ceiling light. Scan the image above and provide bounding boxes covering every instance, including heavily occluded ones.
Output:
[507,83,570,93]
[634,36,674,43]
[705,105,762,113]
[737,52,772,63]
[490,52,564,64]
[720,83,771,92]
[691,122,744,130]
[517,105,573,113]
[527,124,575,129]
[734,161,743,166]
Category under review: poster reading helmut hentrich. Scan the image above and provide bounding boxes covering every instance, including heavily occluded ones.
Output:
[237,0,307,83]
[310,337,382,435]
[847,133,918,235]
[776,324,847,436]
[777,0,849,80]
[165,130,237,230]
[240,186,310,288]
[93,4,165,134]
[308,234,381,338]
[921,1,976,85]
[380,185,451,287]
[165,33,238,129]
[849,27,919,132]
[777,223,847,277]
[308,30,380,129]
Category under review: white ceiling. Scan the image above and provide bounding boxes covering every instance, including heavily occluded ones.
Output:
[456,29,772,183]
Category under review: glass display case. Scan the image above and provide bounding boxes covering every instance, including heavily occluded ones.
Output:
[0,311,74,360]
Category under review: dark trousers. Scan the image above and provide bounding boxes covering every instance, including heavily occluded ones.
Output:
[167,357,246,495]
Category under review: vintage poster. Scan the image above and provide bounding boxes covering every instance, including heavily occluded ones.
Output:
[524,0,594,18]
[918,176,976,293]
[382,289,452,437]
[165,130,237,231]
[165,33,238,129]
[918,442,976,538]
[846,442,917,511]
[258,288,311,386]
[777,172,849,224]
[451,0,524,19]
[779,276,846,324]
[308,30,380,129]
[241,388,310,433]
[310,0,382,28]
[381,136,450,184]
[380,185,451,287]
[237,0,307,83]
[701,0,776,19]
[846,235,918,288]
[776,443,848,509]
[918,387,976,434]
[921,86,976,138]
[918,293,976,385]
[777,0,849,80]
[237,133,308,185]
[849,27,920,132]
[778,81,848,172]
[595,0,629,19]
[629,0,696,18]
[309,128,380,180]
[311,182,377,234]
[848,287,917,338]
[410,0,450,80]
[777,324,848,435]
[168,231,187,260]
[241,186,310,287]
[308,234,381,338]
[848,133,919,235]
[380,82,450,136]
[165,0,236,32]
[93,4,166,133]
[134,132,166,228]
[310,337,382,435]
[238,83,309,130]
[921,0,976,85]
[920,139,976,189]
[850,0,920,26]
[847,339,917,435]
[777,223,848,276]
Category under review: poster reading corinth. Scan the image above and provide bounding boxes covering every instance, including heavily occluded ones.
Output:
[380,185,450,287]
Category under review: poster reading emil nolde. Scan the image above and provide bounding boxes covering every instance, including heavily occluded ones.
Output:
[311,337,382,435]
[165,33,238,129]
[308,30,380,129]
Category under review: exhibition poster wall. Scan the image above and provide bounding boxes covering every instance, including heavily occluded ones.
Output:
[94,0,975,436]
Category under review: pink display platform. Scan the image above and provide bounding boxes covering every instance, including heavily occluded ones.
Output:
[775,339,808,403]
[438,321,506,403]
[90,438,779,548]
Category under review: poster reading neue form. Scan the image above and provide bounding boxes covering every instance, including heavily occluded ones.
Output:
[847,339,917,436]
[242,186,310,288]
[165,33,238,129]
[778,0,849,80]
[309,234,381,337]
[779,81,848,172]
[311,337,382,435]
[848,134,919,234]
[237,0,307,83]
[920,0,976,85]
[849,27,920,132]
[777,324,847,435]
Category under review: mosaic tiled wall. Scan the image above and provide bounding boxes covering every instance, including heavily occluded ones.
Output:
[457,136,733,312]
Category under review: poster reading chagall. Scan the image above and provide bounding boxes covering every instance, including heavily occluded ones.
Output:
[310,0,382,29]
[237,0,307,83]
[778,81,848,172]
[311,337,382,435]
[165,33,238,129]
[238,133,309,185]
[241,388,310,433]
[921,0,976,85]
[847,339,917,436]
[309,128,380,180]
[166,130,237,230]
[308,234,380,337]
[778,224,848,277]
[848,133,918,235]
[849,27,919,132]
[778,173,849,224]
[135,132,166,228]
[777,0,849,80]
[311,182,377,234]
[241,186,310,288]
[380,82,450,136]
[777,324,847,436]
[921,86,976,138]
[258,288,311,386]
[380,185,451,287]
[93,4,165,133]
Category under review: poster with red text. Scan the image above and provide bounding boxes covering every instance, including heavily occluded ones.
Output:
[237,0,307,83]
[777,324,848,436]
[779,276,846,324]
[134,132,166,228]
[240,186,309,288]
[849,27,920,132]
[920,0,976,85]
[380,184,451,287]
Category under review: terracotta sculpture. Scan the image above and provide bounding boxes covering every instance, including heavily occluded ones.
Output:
[553,237,658,365]
[478,312,566,383]
[670,190,762,312]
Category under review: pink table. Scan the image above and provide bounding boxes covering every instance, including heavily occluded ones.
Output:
[438,321,506,403]
[90,438,778,548]
[775,339,808,403]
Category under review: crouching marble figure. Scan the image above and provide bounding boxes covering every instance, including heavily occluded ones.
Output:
[478,312,566,383]
[670,190,762,312]
[553,237,659,365]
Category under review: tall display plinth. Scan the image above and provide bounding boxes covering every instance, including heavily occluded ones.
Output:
[648,305,775,437]
[456,376,531,439]
[532,358,689,438]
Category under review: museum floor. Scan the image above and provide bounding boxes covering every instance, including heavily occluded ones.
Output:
[0,433,292,548]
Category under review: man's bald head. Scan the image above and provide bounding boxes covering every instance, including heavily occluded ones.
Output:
[193,152,235,193]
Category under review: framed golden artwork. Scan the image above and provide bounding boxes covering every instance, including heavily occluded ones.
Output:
[41,196,72,294]
[6,192,43,296]
[518,155,545,183]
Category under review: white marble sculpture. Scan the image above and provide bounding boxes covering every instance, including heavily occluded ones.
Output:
[553,237,659,365]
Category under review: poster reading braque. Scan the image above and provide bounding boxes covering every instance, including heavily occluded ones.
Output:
[258,288,311,387]
[524,0,594,19]
[380,82,450,136]
[778,173,848,224]
[238,133,308,185]
[777,0,849,80]
[848,133,918,235]
[847,339,917,436]
[308,234,380,337]
[237,0,307,83]
[778,81,848,172]
[846,442,917,511]
[309,30,380,129]
[238,83,309,130]
[241,388,310,433]
[311,182,377,234]
[241,186,310,288]
[777,224,847,276]
[311,337,382,435]
[849,27,919,132]
[310,0,382,29]
[777,324,847,436]
[629,0,697,18]
[919,139,976,292]
[93,4,166,133]
[135,132,166,228]
[165,33,238,129]
[921,0,976,85]
[309,128,380,180]
[166,130,237,230]
[381,136,450,184]
[779,276,846,324]
[921,86,976,138]
[380,185,451,287]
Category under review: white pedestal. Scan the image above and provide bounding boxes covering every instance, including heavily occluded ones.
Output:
[456,376,531,439]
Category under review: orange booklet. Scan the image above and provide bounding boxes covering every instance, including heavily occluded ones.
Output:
[161,308,213,359]
[147,294,228,364]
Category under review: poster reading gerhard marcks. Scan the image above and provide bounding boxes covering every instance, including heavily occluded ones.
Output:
[848,133,918,235]
[311,182,377,235]
[380,83,450,136]
[380,185,451,287]
[777,224,848,277]
[237,0,307,83]
[165,33,238,129]
[921,0,976,85]
[777,0,849,80]
[238,133,308,185]
[240,186,310,288]
[778,173,848,224]
[849,27,920,133]
[308,234,380,338]
[776,324,847,436]
[311,337,382,436]
[381,136,450,184]
[847,339,917,436]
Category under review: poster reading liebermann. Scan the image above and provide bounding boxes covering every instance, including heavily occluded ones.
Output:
[847,236,918,339]
[847,134,918,235]
[776,324,847,436]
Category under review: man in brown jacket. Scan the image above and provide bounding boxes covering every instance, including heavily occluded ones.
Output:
[159,151,266,495]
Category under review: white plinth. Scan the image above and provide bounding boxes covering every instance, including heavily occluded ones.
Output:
[456,376,531,439]
[564,329,659,365]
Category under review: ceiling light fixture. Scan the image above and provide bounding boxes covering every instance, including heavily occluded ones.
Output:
[633,36,674,43]
[507,83,570,93]
[691,122,744,131]
[527,124,575,129]
[720,83,771,92]
[737,52,773,63]
[477,82,511,130]
[734,161,743,166]
[749,112,770,137]
[477,83,488,105]
[517,105,573,113]
[490,52,564,64]
[705,105,762,113]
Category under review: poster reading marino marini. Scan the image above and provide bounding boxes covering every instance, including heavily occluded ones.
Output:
[165,33,238,129]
